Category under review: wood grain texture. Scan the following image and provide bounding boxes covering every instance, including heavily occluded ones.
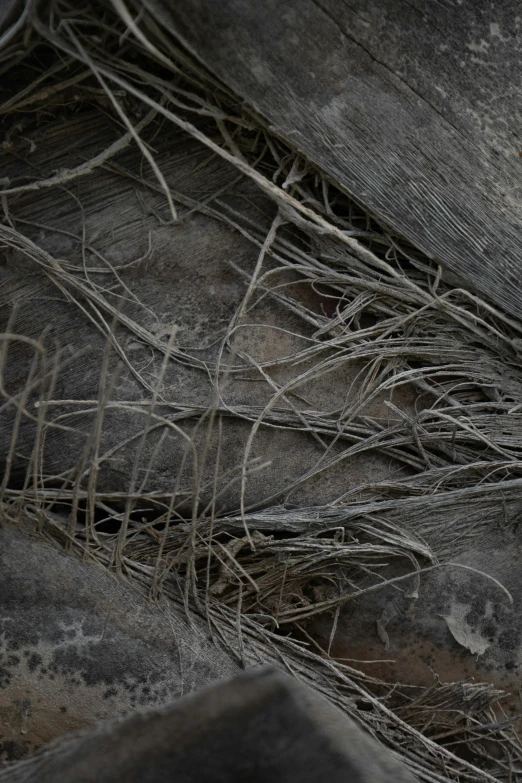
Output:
[1,110,404,512]
[145,0,522,319]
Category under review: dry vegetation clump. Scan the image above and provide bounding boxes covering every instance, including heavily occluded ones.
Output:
[2,2,522,779]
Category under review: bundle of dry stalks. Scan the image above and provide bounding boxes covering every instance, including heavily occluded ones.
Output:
[2,1,522,780]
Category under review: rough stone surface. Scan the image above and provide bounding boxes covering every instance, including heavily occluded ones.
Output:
[0,667,415,782]
[0,520,238,762]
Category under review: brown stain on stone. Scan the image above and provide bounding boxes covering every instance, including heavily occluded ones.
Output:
[311,624,522,727]
[0,698,87,762]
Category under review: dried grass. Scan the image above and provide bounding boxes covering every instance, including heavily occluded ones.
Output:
[2,1,522,780]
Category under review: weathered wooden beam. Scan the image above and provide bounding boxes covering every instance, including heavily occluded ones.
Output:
[145,0,522,319]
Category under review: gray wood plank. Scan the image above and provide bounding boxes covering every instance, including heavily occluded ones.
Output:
[144,0,522,320]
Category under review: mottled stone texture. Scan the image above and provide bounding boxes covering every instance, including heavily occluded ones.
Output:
[0,521,238,762]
